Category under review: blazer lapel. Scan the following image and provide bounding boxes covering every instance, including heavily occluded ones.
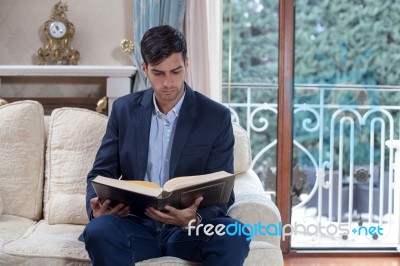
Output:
[169,85,198,179]
[135,89,153,179]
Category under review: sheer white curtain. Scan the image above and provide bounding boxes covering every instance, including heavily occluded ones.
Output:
[184,0,222,102]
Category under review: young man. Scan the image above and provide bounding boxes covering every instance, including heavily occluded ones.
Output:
[83,25,250,265]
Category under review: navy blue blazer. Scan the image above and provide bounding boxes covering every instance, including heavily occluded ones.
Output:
[86,83,235,221]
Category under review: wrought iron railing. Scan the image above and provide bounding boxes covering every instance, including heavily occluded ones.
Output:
[222,83,400,247]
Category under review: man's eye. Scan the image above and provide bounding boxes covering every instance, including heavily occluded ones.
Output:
[172,71,181,75]
[153,72,162,76]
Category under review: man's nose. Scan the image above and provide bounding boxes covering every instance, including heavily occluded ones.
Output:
[163,75,173,87]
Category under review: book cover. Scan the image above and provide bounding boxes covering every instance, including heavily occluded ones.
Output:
[91,171,235,216]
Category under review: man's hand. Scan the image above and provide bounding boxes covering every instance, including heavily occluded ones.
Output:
[90,197,130,218]
[144,197,203,227]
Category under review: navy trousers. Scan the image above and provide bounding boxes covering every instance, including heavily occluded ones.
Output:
[83,215,250,266]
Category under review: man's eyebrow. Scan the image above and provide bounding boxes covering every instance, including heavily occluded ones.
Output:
[151,66,183,72]
[171,66,183,71]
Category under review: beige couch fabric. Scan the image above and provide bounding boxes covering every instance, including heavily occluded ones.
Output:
[0,194,3,216]
[232,123,252,173]
[44,108,108,225]
[0,101,44,220]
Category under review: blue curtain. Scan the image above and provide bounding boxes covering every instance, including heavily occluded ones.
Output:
[132,0,186,91]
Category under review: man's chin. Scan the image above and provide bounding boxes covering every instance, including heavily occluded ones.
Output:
[160,91,179,100]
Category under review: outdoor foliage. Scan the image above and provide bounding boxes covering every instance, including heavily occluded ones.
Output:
[222,0,400,191]
[222,0,279,84]
[223,0,400,85]
[295,0,400,86]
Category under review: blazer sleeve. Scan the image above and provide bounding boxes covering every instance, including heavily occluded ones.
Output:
[85,101,122,218]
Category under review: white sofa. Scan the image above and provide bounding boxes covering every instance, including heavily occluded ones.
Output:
[0,100,283,265]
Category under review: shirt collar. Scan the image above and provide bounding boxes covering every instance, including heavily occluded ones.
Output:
[152,89,186,118]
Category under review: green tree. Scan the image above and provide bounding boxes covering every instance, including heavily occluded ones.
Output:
[222,0,279,84]
[295,0,400,86]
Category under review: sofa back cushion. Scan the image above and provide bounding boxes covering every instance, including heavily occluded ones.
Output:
[44,108,107,225]
[232,123,252,173]
[0,101,45,220]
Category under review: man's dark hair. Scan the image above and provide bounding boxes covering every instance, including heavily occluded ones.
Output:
[140,25,187,66]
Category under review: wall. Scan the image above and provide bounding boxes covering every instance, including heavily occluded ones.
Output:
[0,0,134,105]
[0,0,133,66]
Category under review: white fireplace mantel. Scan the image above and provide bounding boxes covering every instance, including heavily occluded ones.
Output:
[0,65,137,115]
[0,65,136,77]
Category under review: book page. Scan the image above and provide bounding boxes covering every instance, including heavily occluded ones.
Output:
[93,176,162,197]
[162,171,232,192]
[124,180,161,189]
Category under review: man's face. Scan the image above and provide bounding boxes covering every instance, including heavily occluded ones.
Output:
[142,52,188,108]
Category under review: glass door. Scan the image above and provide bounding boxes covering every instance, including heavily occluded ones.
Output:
[292,0,400,250]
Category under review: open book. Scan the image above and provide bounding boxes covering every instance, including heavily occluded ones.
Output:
[91,171,235,215]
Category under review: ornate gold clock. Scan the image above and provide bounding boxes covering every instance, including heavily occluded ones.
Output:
[37,1,80,65]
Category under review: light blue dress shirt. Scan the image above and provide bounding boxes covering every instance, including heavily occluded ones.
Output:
[144,91,185,186]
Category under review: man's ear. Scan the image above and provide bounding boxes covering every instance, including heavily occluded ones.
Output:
[184,57,189,68]
[141,62,147,76]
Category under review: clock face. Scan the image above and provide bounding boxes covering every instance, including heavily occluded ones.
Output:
[49,21,67,39]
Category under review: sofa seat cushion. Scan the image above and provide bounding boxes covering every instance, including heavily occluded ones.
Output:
[2,220,281,266]
[3,220,88,262]
[3,222,197,265]
[0,215,38,265]
[138,257,199,265]
[0,101,45,220]
[0,215,36,243]
[138,241,282,266]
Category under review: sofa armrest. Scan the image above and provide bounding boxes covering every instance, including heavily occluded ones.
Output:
[229,170,281,247]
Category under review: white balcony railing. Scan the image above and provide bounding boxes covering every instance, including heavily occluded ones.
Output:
[223,83,400,248]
